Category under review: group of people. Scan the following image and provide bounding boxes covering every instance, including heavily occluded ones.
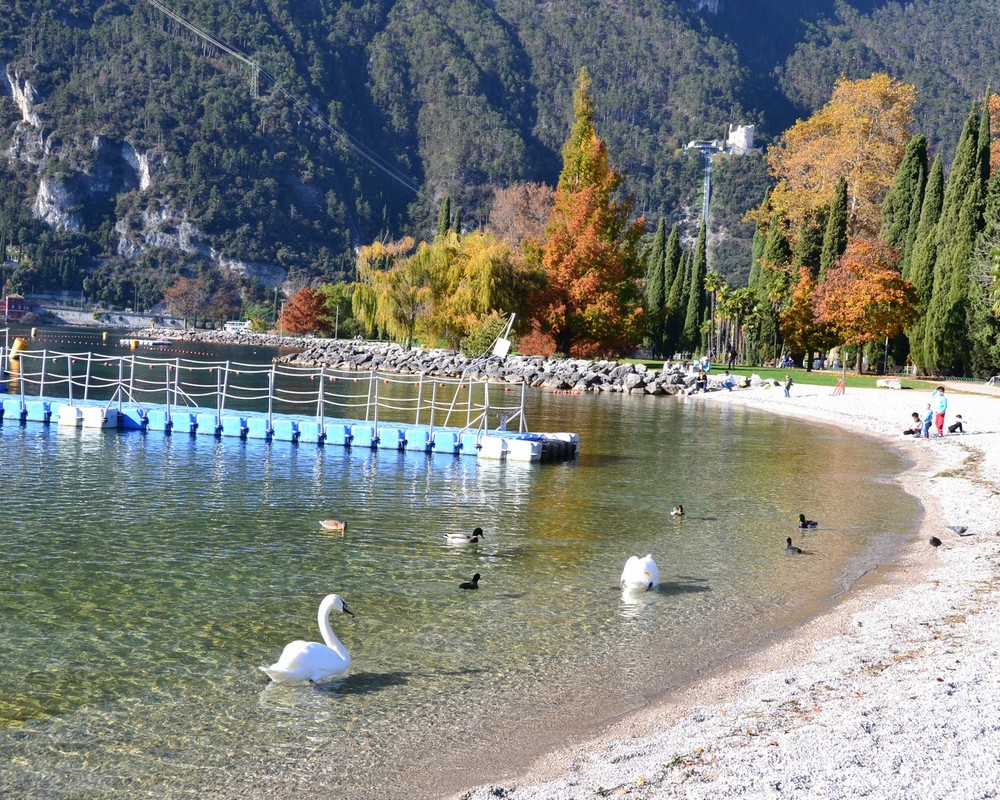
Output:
[903,386,964,438]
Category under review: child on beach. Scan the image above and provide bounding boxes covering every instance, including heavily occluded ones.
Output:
[948,414,965,434]
[931,385,948,436]
[784,375,793,397]
[903,412,921,436]
[921,403,933,439]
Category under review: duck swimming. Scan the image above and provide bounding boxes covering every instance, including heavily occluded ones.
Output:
[460,573,481,590]
[260,594,354,683]
[797,514,818,529]
[671,505,685,517]
[445,527,484,544]
[785,537,803,554]
[620,554,659,591]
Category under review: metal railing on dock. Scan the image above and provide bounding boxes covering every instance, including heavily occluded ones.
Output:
[0,333,577,463]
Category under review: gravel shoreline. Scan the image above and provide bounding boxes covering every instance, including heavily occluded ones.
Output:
[456,384,1000,800]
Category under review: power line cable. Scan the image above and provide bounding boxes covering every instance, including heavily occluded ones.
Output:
[140,0,425,199]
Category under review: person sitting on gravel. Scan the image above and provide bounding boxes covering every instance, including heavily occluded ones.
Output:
[903,412,922,437]
[948,414,965,434]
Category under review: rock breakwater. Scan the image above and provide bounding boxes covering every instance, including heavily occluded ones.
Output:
[131,329,702,395]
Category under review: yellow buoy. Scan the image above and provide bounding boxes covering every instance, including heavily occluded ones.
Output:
[30,327,37,338]
[10,336,27,357]
[130,339,139,350]
[102,331,108,343]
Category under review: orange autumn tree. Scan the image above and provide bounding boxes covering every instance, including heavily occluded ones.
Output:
[280,286,330,336]
[164,276,209,329]
[814,239,918,372]
[758,74,915,241]
[779,267,835,369]
[530,68,645,358]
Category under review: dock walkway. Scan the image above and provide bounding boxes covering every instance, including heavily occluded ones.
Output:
[0,337,578,463]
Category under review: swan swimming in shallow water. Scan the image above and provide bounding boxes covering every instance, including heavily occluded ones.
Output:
[445,527,484,544]
[260,594,353,683]
[620,554,659,591]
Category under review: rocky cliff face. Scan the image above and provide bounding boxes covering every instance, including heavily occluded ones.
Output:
[2,61,285,287]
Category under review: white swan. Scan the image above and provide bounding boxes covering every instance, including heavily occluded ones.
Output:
[620,554,659,591]
[260,594,353,683]
[445,526,484,544]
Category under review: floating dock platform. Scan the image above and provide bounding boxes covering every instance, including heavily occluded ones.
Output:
[0,338,578,463]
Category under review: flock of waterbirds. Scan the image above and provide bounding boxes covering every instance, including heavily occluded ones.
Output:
[260,511,974,684]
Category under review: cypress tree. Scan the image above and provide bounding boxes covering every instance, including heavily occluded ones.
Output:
[748,189,769,289]
[682,222,707,352]
[880,134,928,253]
[819,177,848,280]
[436,196,451,238]
[645,219,668,357]
[664,226,685,356]
[452,206,461,236]
[923,105,984,374]
[757,217,791,363]
[969,174,1000,375]
[793,208,826,279]
[906,154,945,370]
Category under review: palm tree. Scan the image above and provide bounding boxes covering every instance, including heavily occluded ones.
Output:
[703,271,726,357]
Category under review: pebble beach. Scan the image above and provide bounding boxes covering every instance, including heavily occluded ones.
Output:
[457,381,1000,800]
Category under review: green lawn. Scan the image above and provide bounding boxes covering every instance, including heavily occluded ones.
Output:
[626,360,932,390]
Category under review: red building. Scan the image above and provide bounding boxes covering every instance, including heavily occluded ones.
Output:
[3,294,30,321]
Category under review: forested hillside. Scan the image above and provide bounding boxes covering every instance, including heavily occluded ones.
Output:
[0,0,998,304]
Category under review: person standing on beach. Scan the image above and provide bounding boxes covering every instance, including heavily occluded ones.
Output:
[921,403,933,439]
[931,386,948,437]
[784,375,793,397]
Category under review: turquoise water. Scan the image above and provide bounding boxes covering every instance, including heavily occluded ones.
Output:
[0,336,920,799]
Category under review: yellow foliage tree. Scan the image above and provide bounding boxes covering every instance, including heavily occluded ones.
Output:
[758,74,916,241]
[352,231,520,350]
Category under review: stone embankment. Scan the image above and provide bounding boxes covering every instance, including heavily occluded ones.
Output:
[131,329,708,395]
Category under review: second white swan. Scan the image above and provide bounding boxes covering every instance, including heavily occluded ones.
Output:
[260,593,354,683]
[620,554,659,591]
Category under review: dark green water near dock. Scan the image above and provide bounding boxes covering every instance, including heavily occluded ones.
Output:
[0,331,920,799]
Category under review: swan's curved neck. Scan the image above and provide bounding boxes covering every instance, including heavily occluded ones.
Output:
[318,600,348,658]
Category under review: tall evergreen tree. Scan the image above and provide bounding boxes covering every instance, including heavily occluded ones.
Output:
[906,154,945,368]
[437,196,451,238]
[923,105,984,374]
[970,174,1000,375]
[819,177,848,280]
[757,217,792,363]
[645,219,668,357]
[880,134,928,252]
[683,222,708,352]
[793,208,826,278]
[664,230,686,356]
[747,188,770,290]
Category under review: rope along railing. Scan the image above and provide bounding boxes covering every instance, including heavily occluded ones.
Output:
[2,345,528,435]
